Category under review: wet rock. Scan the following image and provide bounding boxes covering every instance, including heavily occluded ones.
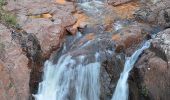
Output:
[134,28,170,100]
[75,1,140,31]
[100,54,125,99]
[99,23,153,100]
[112,23,152,55]
[57,21,152,99]
[72,13,89,31]
[114,25,143,53]
[0,24,30,100]
[113,2,140,19]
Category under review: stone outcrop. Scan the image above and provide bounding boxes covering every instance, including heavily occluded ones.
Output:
[10,30,43,97]
[134,0,170,28]
[4,0,76,57]
[0,24,30,100]
[1,0,77,99]
[134,28,170,100]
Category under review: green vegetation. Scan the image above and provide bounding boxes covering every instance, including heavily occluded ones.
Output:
[140,85,149,97]
[0,0,5,6]
[1,13,17,26]
[7,82,13,89]
[0,42,5,59]
[0,0,17,27]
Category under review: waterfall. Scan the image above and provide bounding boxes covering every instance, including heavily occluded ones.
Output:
[111,41,151,100]
[33,0,151,99]
[33,33,150,100]
[34,53,101,100]
[34,40,150,100]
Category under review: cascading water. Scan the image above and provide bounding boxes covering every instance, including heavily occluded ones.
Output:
[34,53,101,100]
[111,41,151,100]
[33,29,116,100]
[34,40,150,100]
[34,1,152,100]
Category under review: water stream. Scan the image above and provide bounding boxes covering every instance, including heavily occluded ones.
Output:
[34,40,150,100]
[111,41,151,100]
[34,54,101,100]
[34,31,116,100]
[34,1,151,100]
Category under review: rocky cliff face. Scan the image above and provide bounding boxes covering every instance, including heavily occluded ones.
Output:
[1,0,77,100]
[0,24,30,100]
[132,1,170,99]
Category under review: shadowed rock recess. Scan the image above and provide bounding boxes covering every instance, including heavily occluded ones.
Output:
[0,0,169,100]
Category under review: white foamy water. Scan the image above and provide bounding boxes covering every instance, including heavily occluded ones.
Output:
[34,53,101,100]
[112,41,150,100]
[34,40,150,100]
[114,21,123,31]
[79,1,104,13]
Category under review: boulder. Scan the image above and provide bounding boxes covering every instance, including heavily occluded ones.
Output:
[134,0,170,27]
[134,28,170,100]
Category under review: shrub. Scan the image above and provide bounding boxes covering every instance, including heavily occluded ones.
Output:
[1,12,17,26]
[0,0,17,27]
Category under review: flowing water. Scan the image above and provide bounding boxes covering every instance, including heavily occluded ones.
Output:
[34,54,101,100]
[34,1,151,100]
[111,41,151,100]
[34,31,116,100]
[34,40,150,100]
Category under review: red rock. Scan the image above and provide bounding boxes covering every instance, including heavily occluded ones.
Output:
[5,0,76,58]
[0,24,30,100]
[3,1,77,99]
[36,24,65,57]
[113,24,148,55]
[66,26,77,35]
